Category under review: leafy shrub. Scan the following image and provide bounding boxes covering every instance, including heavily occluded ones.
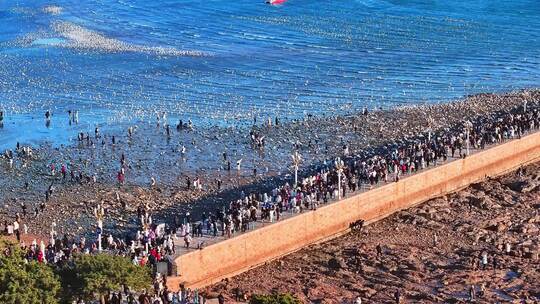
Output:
[250,293,302,304]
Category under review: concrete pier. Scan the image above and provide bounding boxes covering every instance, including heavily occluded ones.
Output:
[167,131,540,290]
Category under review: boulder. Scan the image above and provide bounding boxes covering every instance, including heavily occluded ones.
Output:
[523,251,539,260]
[361,287,377,297]
[505,180,538,193]
[328,257,347,270]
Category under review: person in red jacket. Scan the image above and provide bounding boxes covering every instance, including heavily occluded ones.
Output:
[61,164,67,180]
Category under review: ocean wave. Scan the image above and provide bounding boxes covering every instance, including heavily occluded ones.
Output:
[51,21,207,57]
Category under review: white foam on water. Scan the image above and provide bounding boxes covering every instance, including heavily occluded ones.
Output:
[9,6,37,16]
[43,5,63,15]
[51,21,207,57]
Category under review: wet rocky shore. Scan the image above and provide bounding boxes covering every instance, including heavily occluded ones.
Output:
[0,89,538,241]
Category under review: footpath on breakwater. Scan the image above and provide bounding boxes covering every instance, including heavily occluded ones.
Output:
[167,130,540,290]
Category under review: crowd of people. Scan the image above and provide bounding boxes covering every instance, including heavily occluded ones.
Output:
[1,99,539,303]
[182,101,540,244]
[2,200,212,304]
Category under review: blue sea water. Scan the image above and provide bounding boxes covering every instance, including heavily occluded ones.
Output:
[0,0,539,148]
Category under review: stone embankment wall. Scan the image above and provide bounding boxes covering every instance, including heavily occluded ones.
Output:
[168,131,540,290]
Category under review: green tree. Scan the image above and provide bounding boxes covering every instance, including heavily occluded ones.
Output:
[0,241,61,304]
[60,253,152,304]
[250,293,302,304]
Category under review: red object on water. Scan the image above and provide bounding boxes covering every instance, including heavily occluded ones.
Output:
[267,0,287,5]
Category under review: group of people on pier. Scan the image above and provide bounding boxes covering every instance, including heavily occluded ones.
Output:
[183,103,540,243]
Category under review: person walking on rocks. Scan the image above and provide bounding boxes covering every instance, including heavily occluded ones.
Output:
[505,243,511,255]
[479,283,486,298]
[181,145,186,158]
[218,293,225,304]
[13,219,20,242]
[184,232,192,249]
[469,285,475,302]
[61,164,67,180]
[481,251,488,270]
[394,290,401,304]
[236,159,242,172]
[186,177,191,190]
[117,168,125,185]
